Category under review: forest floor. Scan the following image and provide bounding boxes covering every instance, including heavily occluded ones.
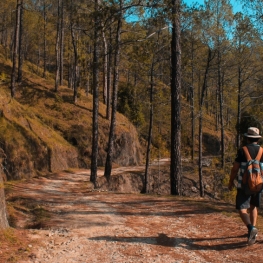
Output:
[1,163,263,263]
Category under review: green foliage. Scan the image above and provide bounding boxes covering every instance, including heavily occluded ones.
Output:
[237,111,262,135]
[118,83,145,127]
[0,228,17,244]
[0,72,7,81]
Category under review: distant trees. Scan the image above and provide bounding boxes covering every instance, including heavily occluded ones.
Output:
[232,13,261,149]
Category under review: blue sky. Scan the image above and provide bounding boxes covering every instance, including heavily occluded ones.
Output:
[183,0,243,13]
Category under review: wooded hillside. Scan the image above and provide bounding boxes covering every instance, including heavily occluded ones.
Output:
[0,0,263,185]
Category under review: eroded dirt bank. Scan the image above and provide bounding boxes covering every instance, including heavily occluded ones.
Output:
[3,169,263,263]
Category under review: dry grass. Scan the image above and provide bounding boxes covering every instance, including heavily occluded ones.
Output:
[0,228,34,262]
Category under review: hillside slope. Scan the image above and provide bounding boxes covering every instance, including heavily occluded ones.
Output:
[0,58,143,180]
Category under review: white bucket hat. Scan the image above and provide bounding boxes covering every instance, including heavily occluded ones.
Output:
[244,127,262,138]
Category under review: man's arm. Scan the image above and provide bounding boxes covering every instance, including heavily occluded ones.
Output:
[228,162,240,191]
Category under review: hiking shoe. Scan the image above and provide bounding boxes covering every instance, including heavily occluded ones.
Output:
[248,227,258,245]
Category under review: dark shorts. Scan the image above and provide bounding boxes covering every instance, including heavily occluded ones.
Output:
[236,188,261,210]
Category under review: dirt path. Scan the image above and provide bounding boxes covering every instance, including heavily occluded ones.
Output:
[5,170,263,263]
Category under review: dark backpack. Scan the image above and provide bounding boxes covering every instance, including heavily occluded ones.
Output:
[242,146,263,195]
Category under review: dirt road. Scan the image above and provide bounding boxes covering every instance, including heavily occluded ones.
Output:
[4,170,263,263]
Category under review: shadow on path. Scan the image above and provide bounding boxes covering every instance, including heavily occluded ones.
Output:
[89,233,263,251]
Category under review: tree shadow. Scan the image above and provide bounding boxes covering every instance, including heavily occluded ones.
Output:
[89,232,261,251]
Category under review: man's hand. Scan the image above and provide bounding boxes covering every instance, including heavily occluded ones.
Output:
[228,162,240,191]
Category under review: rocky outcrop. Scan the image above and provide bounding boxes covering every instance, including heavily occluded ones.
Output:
[0,89,143,180]
[112,125,142,166]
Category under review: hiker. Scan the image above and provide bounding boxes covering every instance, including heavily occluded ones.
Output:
[228,127,263,245]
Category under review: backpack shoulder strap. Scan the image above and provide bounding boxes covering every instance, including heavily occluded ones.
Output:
[242,146,252,161]
[255,147,263,161]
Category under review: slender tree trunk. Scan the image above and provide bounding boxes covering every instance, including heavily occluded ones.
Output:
[198,110,204,197]
[102,26,108,105]
[17,0,23,83]
[55,0,61,92]
[190,84,194,161]
[170,0,182,196]
[217,50,225,168]
[43,0,47,78]
[71,22,78,103]
[106,26,112,120]
[143,64,154,194]
[67,37,71,88]
[10,0,21,98]
[236,66,242,149]
[90,0,100,186]
[199,47,212,197]
[190,40,195,162]
[69,0,78,103]
[216,89,219,131]
[0,172,9,229]
[104,0,123,181]
[60,0,64,86]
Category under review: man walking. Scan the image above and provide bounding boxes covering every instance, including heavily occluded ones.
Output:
[228,127,263,245]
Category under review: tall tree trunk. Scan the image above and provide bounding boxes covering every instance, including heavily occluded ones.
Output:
[17,0,24,83]
[198,110,204,197]
[217,50,225,168]
[104,0,123,181]
[10,0,21,98]
[60,0,64,86]
[98,0,107,105]
[190,40,195,162]
[90,0,100,186]
[170,0,182,196]
[102,26,108,105]
[69,0,78,103]
[236,65,242,149]
[43,0,47,78]
[71,22,78,103]
[199,47,212,197]
[0,149,8,229]
[106,26,112,120]
[0,172,9,229]
[55,0,61,92]
[216,89,219,131]
[143,64,154,194]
